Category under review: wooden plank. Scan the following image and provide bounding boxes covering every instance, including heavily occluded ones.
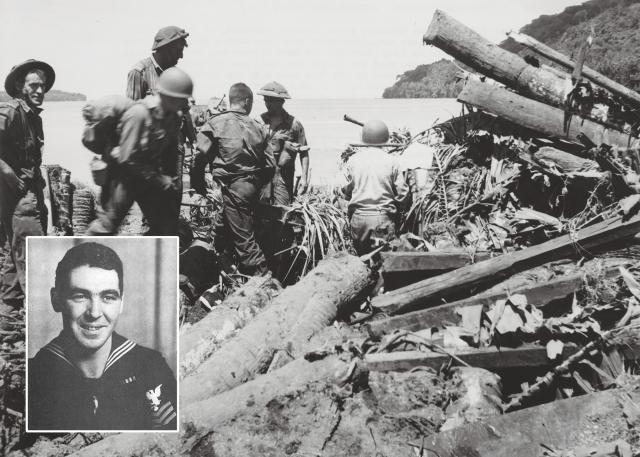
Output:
[371,214,640,315]
[458,80,639,149]
[365,344,579,372]
[423,388,640,457]
[424,10,570,107]
[382,251,491,273]
[508,31,640,108]
[367,272,583,337]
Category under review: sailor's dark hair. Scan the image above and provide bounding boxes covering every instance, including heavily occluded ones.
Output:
[54,242,124,293]
[228,82,253,105]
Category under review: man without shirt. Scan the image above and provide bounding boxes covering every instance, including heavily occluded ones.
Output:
[28,242,177,431]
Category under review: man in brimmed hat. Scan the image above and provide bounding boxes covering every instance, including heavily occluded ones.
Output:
[341,119,410,255]
[126,26,194,231]
[0,59,55,307]
[126,26,189,101]
[256,81,310,205]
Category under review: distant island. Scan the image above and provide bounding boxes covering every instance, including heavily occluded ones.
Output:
[383,0,640,98]
[0,89,86,102]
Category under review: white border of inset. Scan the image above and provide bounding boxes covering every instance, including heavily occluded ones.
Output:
[25,235,180,433]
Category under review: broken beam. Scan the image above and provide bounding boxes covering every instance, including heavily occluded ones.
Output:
[382,251,491,273]
[364,344,578,372]
[423,388,640,457]
[508,31,640,108]
[372,214,640,315]
[367,271,583,337]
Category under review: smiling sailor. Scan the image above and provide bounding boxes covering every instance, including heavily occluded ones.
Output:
[27,242,177,431]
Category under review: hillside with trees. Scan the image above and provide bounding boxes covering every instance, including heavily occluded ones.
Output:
[384,0,640,98]
[0,89,86,102]
[382,59,465,98]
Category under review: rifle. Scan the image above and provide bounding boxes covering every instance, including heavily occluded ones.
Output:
[343,114,364,126]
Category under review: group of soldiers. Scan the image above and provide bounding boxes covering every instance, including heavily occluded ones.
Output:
[0,25,311,306]
[0,24,411,309]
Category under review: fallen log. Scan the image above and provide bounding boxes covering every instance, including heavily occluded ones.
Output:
[179,275,281,377]
[364,344,579,372]
[508,31,640,108]
[372,213,640,315]
[76,357,353,456]
[424,10,570,107]
[458,80,639,149]
[423,386,640,457]
[68,434,178,457]
[180,252,372,404]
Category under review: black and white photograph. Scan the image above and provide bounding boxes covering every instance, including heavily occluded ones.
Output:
[1,0,640,454]
[25,237,178,432]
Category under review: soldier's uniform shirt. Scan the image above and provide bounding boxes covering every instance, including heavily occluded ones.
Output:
[0,98,47,302]
[28,332,177,431]
[342,147,409,255]
[126,56,162,101]
[257,109,307,205]
[194,111,275,274]
[196,111,274,183]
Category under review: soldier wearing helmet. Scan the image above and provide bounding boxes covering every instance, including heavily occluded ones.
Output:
[341,120,410,255]
[256,81,310,205]
[87,68,195,235]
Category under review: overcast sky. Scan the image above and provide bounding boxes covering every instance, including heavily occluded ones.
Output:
[0,0,583,100]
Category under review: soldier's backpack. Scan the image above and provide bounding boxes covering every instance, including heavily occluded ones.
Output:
[81,94,135,155]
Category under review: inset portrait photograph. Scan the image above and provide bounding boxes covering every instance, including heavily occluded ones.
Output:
[25,237,179,432]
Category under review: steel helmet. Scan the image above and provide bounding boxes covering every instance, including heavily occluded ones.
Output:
[157,67,193,99]
[361,120,390,145]
[257,81,291,99]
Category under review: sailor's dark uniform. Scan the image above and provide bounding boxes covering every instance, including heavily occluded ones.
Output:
[27,332,177,431]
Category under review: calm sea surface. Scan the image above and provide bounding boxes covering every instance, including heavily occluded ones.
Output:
[40,98,462,187]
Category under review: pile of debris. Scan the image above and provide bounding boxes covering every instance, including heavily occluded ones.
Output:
[12,10,640,457]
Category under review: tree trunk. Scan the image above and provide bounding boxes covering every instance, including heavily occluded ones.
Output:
[508,31,640,108]
[70,357,351,457]
[424,9,570,107]
[179,275,281,377]
[371,213,640,314]
[458,80,639,149]
[180,252,372,404]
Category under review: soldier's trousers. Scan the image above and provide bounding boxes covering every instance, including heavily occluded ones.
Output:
[215,177,267,275]
[87,177,178,236]
[0,189,46,304]
[349,211,396,256]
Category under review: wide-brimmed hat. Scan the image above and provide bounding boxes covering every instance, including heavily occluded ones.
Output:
[4,59,55,97]
[152,26,189,51]
[257,81,291,99]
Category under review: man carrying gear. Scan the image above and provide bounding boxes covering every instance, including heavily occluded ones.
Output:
[0,59,55,307]
[192,83,275,276]
[257,81,309,205]
[86,67,194,236]
[341,120,410,256]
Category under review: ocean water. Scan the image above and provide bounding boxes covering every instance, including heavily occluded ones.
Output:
[40,98,462,187]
